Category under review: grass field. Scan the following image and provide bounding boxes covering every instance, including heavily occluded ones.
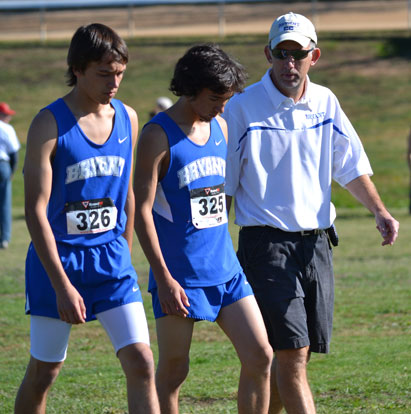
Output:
[0,32,410,413]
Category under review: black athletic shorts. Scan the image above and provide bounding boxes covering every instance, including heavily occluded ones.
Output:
[237,226,334,354]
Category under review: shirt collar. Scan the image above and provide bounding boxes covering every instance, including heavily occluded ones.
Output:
[262,69,313,111]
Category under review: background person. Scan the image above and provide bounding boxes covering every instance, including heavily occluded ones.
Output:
[149,96,173,119]
[14,23,159,414]
[407,127,411,214]
[0,102,20,249]
[223,12,399,414]
[134,43,273,414]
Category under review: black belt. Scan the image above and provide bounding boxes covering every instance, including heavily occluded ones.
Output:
[242,226,323,236]
[299,229,323,236]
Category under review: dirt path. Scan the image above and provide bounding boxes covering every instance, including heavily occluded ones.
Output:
[0,1,408,41]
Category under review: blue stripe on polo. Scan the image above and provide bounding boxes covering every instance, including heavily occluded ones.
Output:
[236,118,349,152]
[236,125,284,151]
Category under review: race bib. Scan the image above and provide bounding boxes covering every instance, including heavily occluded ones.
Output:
[65,197,118,235]
[190,184,227,229]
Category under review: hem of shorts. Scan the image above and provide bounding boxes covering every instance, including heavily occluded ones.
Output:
[309,343,330,354]
[148,268,242,292]
[155,314,217,322]
[273,336,310,351]
[25,309,61,320]
[273,337,330,354]
[27,298,143,322]
[93,298,143,319]
[186,292,255,322]
[190,315,217,322]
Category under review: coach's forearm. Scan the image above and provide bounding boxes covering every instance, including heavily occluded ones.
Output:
[345,174,386,216]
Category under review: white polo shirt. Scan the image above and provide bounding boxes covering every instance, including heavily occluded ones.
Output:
[223,70,373,231]
[0,120,20,162]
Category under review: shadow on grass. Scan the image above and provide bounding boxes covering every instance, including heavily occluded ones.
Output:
[13,213,26,221]
[378,37,411,59]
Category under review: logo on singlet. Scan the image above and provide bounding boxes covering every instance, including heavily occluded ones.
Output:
[65,156,126,184]
[177,156,226,188]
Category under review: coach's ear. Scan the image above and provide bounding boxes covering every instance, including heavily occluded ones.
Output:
[310,47,321,66]
[264,45,273,64]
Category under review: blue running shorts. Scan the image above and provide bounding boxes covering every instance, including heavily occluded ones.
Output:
[25,236,142,322]
[151,270,254,321]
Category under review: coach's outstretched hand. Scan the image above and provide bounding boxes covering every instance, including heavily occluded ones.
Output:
[375,212,399,246]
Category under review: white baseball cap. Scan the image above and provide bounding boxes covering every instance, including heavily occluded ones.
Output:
[156,96,173,110]
[268,12,317,49]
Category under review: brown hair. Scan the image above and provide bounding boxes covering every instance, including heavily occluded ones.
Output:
[66,23,128,86]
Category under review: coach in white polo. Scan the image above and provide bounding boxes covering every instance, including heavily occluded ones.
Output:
[223,12,399,414]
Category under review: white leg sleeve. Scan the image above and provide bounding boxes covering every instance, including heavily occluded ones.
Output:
[96,302,150,354]
[30,315,71,362]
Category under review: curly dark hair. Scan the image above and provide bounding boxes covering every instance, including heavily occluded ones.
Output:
[169,43,247,97]
[66,23,128,86]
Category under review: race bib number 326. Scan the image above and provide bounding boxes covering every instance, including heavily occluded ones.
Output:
[65,197,117,235]
[190,183,227,229]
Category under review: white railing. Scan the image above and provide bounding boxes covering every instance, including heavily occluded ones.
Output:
[0,1,409,41]
[0,0,269,10]
[0,0,276,40]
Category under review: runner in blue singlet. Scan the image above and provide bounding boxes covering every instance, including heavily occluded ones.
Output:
[134,44,273,414]
[14,24,159,414]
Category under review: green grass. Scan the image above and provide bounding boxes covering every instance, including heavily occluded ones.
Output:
[0,32,410,412]
[2,31,411,210]
[1,209,410,413]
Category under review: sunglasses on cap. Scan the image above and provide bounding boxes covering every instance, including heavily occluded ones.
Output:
[271,48,314,61]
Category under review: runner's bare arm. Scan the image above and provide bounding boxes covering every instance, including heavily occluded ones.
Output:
[134,123,190,317]
[123,105,138,252]
[216,115,233,215]
[24,110,86,324]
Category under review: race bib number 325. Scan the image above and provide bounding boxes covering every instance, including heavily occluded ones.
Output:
[65,197,117,235]
[190,184,227,229]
